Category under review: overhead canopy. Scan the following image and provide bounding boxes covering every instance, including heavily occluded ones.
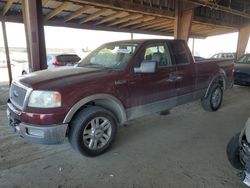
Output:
[0,0,250,38]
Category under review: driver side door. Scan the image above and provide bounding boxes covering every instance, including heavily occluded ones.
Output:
[127,43,177,119]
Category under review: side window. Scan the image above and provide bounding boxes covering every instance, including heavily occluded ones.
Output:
[246,56,250,64]
[238,55,247,63]
[143,44,172,67]
[168,41,190,65]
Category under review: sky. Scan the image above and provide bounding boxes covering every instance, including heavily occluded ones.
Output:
[0,22,249,58]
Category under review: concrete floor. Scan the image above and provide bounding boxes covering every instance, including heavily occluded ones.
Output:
[0,83,250,188]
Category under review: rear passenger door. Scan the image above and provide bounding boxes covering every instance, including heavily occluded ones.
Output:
[167,41,195,99]
[128,43,177,107]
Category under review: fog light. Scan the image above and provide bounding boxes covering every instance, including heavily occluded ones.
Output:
[27,128,44,138]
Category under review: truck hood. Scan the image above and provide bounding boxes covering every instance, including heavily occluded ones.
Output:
[16,67,111,89]
[235,64,250,74]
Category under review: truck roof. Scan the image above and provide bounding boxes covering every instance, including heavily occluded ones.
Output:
[104,39,182,45]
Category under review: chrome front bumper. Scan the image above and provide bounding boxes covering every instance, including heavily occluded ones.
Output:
[7,109,68,144]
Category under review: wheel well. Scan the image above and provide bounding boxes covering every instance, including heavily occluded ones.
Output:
[66,98,127,126]
[216,76,225,89]
[205,75,225,98]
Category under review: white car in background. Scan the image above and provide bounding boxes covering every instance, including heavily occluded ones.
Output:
[21,54,81,74]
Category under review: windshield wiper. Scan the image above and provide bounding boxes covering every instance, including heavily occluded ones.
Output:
[78,63,111,69]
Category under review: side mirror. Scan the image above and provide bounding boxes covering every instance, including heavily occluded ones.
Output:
[134,60,157,73]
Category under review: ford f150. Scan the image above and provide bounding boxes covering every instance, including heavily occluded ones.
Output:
[7,39,234,156]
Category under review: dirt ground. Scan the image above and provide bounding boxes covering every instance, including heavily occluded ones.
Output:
[0,83,250,188]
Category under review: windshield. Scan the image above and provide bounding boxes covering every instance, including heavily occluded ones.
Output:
[78,43,139,69]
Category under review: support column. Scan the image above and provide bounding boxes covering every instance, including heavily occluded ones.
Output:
[174,0,194,42]
[236,24,250,60]
[22,0,47,71]
[1,21,12,85]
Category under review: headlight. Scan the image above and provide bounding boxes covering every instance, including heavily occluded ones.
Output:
[28,90,61,108]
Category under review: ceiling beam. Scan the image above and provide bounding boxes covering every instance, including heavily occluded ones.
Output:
[2,0,14,16]
[46,2,72,20]
[80,8,111,24]
[64,5,94,22]
[108,14,143,26]
[42,0,51,6]
[94,11,128,25]
[187,0,250,19]
[151,22,174,31]
[70,0,174,18]
[132,18,167,29]
[141,20,171,30]
[119,16,155,28]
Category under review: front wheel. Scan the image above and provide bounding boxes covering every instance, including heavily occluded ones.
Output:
[68,106,117,157]
[201,83,223,111]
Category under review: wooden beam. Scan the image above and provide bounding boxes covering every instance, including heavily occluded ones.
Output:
[132,18,166,29]
[141,19,170,30]
[174,0,193,41]
[42,0,51,6]
[80,8,111,24]
[46,2,72,20]
[151,22,174,31]
[2,0,14,16]
[94,11,128,25]
[236,24,250,59]
[158,27,174,32]
[1,21,12,85]
[64,5,94,22]
[70,0,174,18]
[108,14,143,26]
[119,16,155,28]
[22,0,47,71]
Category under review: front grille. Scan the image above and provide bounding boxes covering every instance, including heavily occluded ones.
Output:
[10,82,28,109]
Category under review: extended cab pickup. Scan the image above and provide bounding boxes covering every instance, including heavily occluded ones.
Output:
[7,39,234,156]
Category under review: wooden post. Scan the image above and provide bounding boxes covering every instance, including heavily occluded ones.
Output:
[22,0,47,71]
[1,21,12,85]
[236,24,250,60]
[174,0,194,42]
[192,38,195,55]
[131,32,134,40]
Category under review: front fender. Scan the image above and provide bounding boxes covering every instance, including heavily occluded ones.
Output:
[63,94,127,124]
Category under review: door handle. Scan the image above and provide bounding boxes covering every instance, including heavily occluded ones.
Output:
[169,72,177,81]
[115,80,127,85]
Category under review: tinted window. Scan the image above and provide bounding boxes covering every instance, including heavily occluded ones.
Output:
[168,41,189,65]
[143,44,172,67]
[56,54,81,64]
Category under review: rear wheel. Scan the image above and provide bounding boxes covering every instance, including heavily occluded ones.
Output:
[201,83,223,111]
[68,106,117,157]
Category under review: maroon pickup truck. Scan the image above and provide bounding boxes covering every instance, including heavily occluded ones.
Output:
[7,39,234,156]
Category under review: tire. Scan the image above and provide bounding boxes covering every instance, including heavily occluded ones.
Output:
[22,71,27,75]
[226,133,244,170]
[201,83,223,111]
[68,106,117,157]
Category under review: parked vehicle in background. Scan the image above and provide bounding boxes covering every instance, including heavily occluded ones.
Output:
[210,52,236,59]
[234,53,250,86]
[0,59,29,76]
[47,54,81,69]
[21,53,81,74]
[7,39,234,157]
[194,56,206,62]
[227,118,250,187]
